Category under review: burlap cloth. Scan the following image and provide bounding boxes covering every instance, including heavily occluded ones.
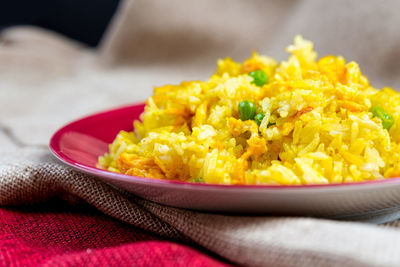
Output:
[2,0,400,266]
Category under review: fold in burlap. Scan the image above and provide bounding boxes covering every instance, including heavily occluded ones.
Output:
[2,0,400,266]
[3,147,400,267]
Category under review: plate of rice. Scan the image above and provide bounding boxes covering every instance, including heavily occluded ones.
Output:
[50,36,400,223]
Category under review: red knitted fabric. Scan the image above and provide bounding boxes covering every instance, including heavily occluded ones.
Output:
[0,202,231,266]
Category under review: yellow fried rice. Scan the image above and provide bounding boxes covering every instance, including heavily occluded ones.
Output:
[98,35,400,185]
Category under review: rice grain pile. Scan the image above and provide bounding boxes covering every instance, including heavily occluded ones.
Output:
[99,36,400,185]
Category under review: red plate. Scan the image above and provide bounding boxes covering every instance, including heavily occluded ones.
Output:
[50,103,400,223]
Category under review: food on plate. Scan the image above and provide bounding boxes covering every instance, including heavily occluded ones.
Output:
[98,35,400,185]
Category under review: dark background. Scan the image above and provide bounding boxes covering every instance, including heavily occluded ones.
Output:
[0,0,120,46]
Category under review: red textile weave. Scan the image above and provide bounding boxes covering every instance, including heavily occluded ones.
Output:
[0,202,230,266]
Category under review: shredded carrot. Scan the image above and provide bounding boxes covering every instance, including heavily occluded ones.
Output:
[337,100,366,112]
[118,153,165,179]
[295,106,313,118]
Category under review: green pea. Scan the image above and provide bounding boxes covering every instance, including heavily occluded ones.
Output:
[190,177,204,183]
[371,106,394,130]
[371,106,386,118]
[254,113,264,126]
[382,113,394,130]
[249,69,269,87]
[238,100,257,121]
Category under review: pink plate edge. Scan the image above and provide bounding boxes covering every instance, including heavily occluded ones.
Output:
[49,103,400,192]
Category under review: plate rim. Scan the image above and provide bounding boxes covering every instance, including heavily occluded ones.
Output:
[49,103,400,192]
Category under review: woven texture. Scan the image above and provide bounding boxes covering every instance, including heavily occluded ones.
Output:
[0,202,228,266]
[3,0,400,266]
